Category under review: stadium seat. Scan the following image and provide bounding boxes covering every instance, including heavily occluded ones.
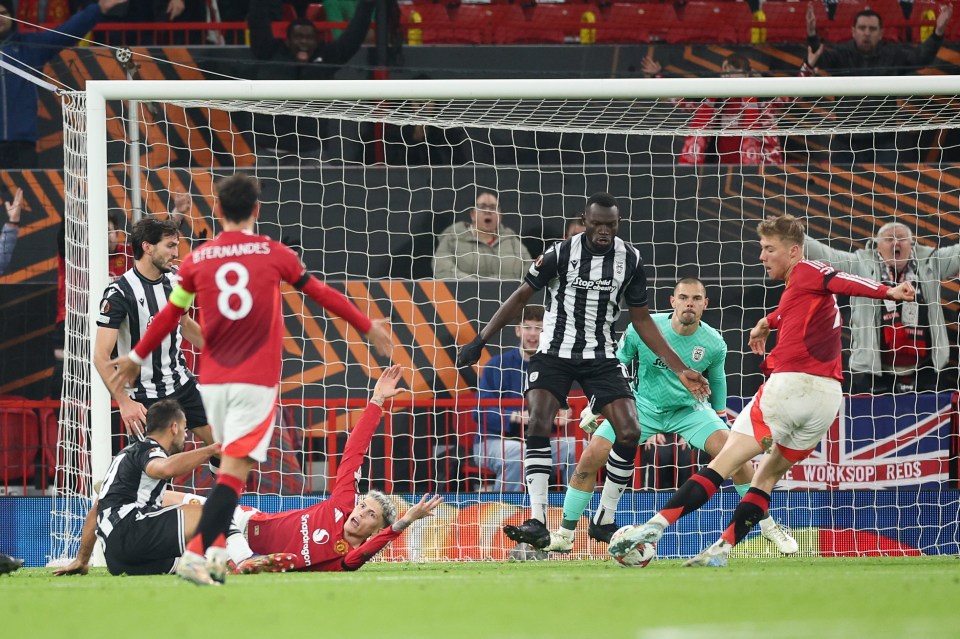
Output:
[594,3,682,44]
[449,4,526,44]
[497,3,601,44]
[305,3,326,21]
[758,1,826,44]
[281,2,298,20]
[819,0,866,42]
[0,408,40,489]
[674,1,744,44]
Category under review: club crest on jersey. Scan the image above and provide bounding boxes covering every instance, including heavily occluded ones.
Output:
[312,529,330,545]
[335,539,349,555]
[529,372,539,382]
[615,260,624,275]
[692,346,705,362]
[99,300,110,314]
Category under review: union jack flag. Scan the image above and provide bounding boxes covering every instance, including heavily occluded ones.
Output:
[728,393,957,489]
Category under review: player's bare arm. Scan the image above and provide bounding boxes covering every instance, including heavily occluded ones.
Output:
[749,317,771,356]
[179,315,204,348]
[457,282,536,367]
[628,305,710,401]
[51,500,98,576]
[144,443,221,481]
[93,325,148,438]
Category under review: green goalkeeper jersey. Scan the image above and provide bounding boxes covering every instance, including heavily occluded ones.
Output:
[617,312,727,414]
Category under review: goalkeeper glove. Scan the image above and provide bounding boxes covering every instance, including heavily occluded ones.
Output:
[456,336,486,367]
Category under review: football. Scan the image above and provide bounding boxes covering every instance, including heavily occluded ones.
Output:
[609,525,656,567]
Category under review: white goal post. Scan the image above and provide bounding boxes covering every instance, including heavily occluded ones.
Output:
[53,75,960,564]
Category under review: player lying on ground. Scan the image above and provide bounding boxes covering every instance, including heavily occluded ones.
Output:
[53,400,220,576]
[55,368,441,576]
[609,214,915,567]
[110,174,393,586]
[224,365,443,573]
[546,278,797,555]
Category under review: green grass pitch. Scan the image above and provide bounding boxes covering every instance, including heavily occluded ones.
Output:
[3,557,959,638]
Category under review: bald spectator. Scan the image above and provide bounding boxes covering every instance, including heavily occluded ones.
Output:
[804,222,960,393]
[433,190,532,280]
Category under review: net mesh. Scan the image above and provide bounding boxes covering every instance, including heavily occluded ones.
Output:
[52,81,960,563]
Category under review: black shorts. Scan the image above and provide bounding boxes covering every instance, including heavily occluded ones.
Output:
[526,353,633,411]
[141,380,208,430]
[102,505,185,576]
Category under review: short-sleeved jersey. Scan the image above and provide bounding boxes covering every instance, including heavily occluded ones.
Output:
[109,244,133,281]
[95,437,169,538]
[525,234,648,360]
[618,313,727,414]
[247,403,393,572]
[764,260,889,381]
[97,268,193,401]
[174,231,307,386]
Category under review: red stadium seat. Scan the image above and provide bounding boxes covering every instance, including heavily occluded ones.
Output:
[40,408,58,485]
[305,3,326,21]
[594,3,681,44]
[0,408,39,489]
[674,1,745,43]
[819,0,866,42]
[758,1,826,44]
[501,3,601,44]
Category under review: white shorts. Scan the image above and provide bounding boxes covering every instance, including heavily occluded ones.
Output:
[199,383,277,463]
[732,372,842,462]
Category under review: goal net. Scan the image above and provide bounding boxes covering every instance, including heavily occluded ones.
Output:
[52,76,960,564]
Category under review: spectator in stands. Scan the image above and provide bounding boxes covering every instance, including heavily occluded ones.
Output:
[805,4,953,164]
[246,0,376,162]
[475,304,576,493]
[643,53,809,165]
[433,190,532,280]
[107,211,133,281]
[0,0,127,169]
[564,218,585,239]
[804,221,960,393]
[806,5,951,75]
[0,187,23,276]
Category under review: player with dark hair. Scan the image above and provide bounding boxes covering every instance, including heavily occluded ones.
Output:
[111,173,393,585]
[53,399,220,577]
[610,214,915,567]
[94,216,213,449]
[457,192,709,549]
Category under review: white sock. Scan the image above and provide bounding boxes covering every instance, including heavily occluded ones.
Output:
[759,515,777,530]
[225,532,254,564]
[593,477,626,525]
[528,473,549,523]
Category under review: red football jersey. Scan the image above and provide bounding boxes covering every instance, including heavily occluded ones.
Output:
[763,260,890,381]
[109,244,133,281]
[247,403,401,571]
[174,231,303,386]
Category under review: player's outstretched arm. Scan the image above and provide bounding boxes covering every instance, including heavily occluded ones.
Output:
[457,282,536,367]
[340,495,444,571]
[145,443,221,481]
[52,499,98,576]
[297,275,394,358]
[628,305,710,401]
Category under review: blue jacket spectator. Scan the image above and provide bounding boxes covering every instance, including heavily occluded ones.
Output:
[0,0,125,168]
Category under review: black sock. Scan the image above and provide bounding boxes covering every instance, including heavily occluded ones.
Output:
[193,483,240,551]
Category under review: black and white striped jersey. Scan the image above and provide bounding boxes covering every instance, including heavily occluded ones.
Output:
[97,267,193,401]
[95,437,169,539]
[524,233,648,360]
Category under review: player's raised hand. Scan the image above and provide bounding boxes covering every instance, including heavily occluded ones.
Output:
[400,494,444,525]
[52,558,89,576]
[887,281,916,302]
[366,319,394,358]
[679,368,710,402]
[108,355,141,391]
[748,317,771,355]
[456,335,486,367]
[372,364,406,403]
